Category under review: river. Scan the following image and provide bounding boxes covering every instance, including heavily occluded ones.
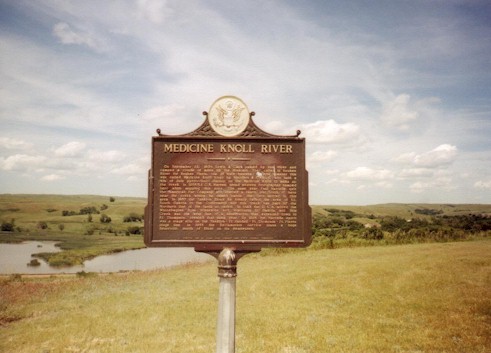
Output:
[0,241,211,275]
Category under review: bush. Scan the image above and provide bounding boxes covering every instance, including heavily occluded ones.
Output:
[1,219,15,232]
[58,224,65,231]
[37,221,48,230]
[27,259,41,267]
[109,197,115,202]
[80,206,99,215]
[76,271,97,278]
[126,226,143,235]
[100,204,108,211]
[100,214,112,223]
[361,228,384,240]
[123,213,143,222]
[62,210,77,216]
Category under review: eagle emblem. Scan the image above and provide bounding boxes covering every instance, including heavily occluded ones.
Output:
[208,96,250,136]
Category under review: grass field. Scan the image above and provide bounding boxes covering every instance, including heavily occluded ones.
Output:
[0,194,146,235]
[1,240,489,352]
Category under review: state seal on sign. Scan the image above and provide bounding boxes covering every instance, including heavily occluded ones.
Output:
[208,96,250,136]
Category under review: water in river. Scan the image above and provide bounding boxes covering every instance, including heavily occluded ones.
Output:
[0,241,211,275]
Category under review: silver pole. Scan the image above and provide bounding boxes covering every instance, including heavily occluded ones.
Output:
[216,248,238,353]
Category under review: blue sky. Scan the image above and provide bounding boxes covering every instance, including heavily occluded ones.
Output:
[1,0,490,205]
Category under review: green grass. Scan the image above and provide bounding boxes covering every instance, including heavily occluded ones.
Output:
[1,240,490,352]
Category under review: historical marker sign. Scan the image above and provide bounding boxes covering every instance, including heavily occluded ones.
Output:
[144,96,311,251]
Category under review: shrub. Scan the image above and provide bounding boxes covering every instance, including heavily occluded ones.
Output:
[127,226,142,235]
[100,214,112,223]
[58,224,65,231]
[37,221,48,230]
[76,271,97,278]
[62,210,77,216]
[80,206,99,215]
[1,219,15,232]
[109,197,115,202]
[361,228,384,240]
[85,225,96,235]
[123,213,143,222]
[100,204,108,211]
[27,259,41,267]
[9,274,22,282]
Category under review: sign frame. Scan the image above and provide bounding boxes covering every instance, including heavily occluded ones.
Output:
[144,98,311,252]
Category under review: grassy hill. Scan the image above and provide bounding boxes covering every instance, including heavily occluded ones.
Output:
[1,240,490,352]
[0,194,146,234]
[0,194,147,266]
[312,203,491,220]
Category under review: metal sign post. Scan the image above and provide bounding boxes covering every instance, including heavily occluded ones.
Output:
[144,96,311,352]
[216,249,237,353]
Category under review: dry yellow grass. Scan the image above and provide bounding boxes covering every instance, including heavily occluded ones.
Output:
[1,240,490,352]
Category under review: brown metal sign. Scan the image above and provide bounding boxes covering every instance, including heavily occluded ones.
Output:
[144,96,311,251]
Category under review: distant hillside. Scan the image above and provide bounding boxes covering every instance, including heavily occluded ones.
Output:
[1,194,490,233]
[312,203,491,219]
[0,194,146,235]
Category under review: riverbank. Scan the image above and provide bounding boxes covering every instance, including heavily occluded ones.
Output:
[1,240,489,352]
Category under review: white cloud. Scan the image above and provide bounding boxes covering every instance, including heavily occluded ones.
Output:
[308,150,337,164]
[52,22,103,51]
[398,168,435,178]
[395,144,457,168]
[88,150,126,163]
[345,167,394,181]
[301,120,361,145]
[375,181,393,188]
[380,94,419,131]
[0,137,32,150]
[111,163,143,176]
[54,142,86,158]
[261,120,286,134]
[410,177,453,193]
[140,104,186,121]
[0,154,47,172]
[41,174,65,181]
[474,180,491,189]
[136,0,172,24]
